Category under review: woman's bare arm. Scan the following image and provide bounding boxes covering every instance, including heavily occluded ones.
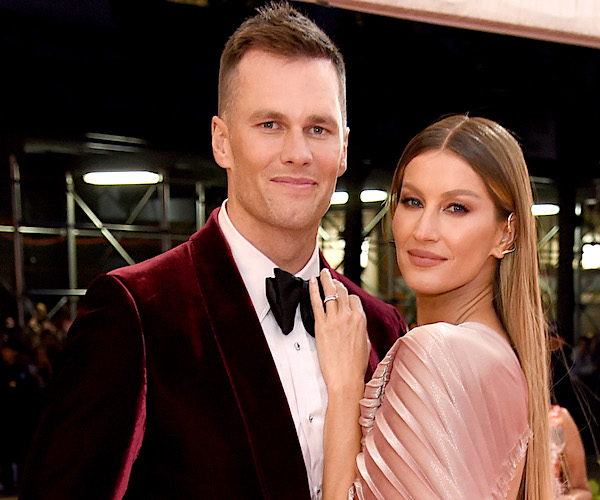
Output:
[560,407,592,500]
[310,269,370,500]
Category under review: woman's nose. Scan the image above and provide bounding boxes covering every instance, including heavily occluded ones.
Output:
[413,210,440,242]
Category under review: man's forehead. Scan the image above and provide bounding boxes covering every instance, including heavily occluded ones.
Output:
[223,48,345,126]
[235,48,336,76]
[240,47,320,63]
[231,56,341,100]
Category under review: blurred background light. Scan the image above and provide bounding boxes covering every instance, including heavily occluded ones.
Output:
[83,171,163,185]
[531,203,560,216]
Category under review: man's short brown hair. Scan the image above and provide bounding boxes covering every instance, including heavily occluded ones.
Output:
[218,2,346,124]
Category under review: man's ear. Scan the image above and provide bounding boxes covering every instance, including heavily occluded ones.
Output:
[491,213,516,259]
[211,116,232,170]
[337,126,350,177]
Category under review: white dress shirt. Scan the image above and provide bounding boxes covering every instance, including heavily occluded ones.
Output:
[218,202,327,499]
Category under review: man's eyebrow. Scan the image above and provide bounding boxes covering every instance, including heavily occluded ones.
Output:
[247,110,341,131]
[306,114,340,132]
[307,114,337,123]
[248,110,285,121]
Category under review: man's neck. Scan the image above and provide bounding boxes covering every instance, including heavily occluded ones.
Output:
[224,206,318,275]
[261,234,317,274]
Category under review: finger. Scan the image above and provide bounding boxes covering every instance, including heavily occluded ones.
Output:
[320,269,336,295]
[333,281,350,311]
[349,295,369,350]
[348,294,364,313]
[309,276,325,322]
[348,295,366,329]
[320,269,339,312]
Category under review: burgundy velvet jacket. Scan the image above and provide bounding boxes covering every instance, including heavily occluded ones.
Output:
[20,208,404,500]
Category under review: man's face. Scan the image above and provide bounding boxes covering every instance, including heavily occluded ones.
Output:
[212,49,348,241]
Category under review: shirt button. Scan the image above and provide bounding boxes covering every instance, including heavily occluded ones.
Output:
[308,414,314,423]
[294,342,301,351]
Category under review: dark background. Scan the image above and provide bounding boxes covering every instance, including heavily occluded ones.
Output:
[1,0,599,186]
[3,0,598,334]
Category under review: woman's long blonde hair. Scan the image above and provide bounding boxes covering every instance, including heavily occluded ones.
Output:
[390,115,553,499]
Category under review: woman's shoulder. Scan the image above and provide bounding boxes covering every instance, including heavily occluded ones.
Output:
[357,321,530,499]
[405,321,519,365]
[396,321,526,396]
[407,320,504,342]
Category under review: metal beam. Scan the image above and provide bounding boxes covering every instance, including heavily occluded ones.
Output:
[0,224,189,240]
[10,154,25,328]
[196,182,205,230]
[362,204,389,239]
[28,289,87,296]
[343,176,364,285]
[538,225,559,249]
[126,185,157,225]
[66,172,78,319]
[72,190,136,266]
[159,173,171,252]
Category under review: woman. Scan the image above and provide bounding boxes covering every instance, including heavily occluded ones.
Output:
[310,115,554,498]
[550,405,593,499]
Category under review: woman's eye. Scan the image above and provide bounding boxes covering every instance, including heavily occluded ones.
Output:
[447,203,468,214]
[400,197,422,208]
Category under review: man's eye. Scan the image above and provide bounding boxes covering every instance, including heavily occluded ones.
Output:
[312,126,324,134]
[262,121,275,129]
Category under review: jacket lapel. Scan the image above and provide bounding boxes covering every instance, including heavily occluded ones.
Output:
[189,210,311,499]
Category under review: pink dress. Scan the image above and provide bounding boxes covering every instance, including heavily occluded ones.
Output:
[351,322,530,499]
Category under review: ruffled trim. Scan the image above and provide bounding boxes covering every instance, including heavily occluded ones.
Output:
[358,339,400,443]
[492,428,531,499]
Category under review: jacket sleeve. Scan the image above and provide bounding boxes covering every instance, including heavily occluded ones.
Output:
[20,275,146,500]
[353,323,530,500]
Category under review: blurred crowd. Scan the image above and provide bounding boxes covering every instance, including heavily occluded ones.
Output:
[570,335,600,393]
[552,330,600,442]
[0,302,71,494]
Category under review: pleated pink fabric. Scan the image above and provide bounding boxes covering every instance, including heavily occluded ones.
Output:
[351,322,530,500]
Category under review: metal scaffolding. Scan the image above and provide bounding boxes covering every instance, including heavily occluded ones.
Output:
[2,156,206,327]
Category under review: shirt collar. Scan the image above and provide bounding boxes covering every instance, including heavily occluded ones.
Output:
[218,200,321,321]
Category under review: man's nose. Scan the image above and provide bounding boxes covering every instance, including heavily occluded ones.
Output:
[281,129,312,166]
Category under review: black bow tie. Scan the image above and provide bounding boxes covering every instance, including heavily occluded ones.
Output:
[265,268,323,336]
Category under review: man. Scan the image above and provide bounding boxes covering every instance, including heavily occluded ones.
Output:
[20,4,404,498]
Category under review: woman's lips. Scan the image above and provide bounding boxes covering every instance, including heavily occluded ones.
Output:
[407,249,447,267]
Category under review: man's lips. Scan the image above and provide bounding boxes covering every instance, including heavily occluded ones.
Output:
[271,176,317,187]
[407,249,447,267]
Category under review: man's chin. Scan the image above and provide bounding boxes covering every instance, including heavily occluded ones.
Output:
[268,211,323,233]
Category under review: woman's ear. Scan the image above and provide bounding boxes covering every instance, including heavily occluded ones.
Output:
[211,116,232,170]
[491,213,516,259]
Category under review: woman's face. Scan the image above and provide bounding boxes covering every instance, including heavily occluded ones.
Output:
[393,150,509,297]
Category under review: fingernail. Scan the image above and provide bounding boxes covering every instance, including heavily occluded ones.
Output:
[310,276,316,284]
